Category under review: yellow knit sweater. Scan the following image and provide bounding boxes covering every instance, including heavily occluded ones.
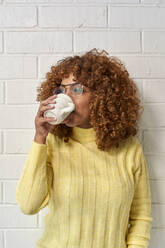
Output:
[16,127,152,248]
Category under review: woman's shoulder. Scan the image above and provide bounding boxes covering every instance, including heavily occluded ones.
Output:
[116,135,142,153]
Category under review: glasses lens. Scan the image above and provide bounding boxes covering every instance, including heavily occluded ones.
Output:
[71,84,83,95]
[53,86,64,95]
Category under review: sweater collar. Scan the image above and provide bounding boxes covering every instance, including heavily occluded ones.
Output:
[70,126,96,143]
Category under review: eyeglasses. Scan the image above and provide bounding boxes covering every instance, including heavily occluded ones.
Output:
[53,82,85,97]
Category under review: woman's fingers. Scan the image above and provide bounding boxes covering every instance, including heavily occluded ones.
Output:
[37,95,56,117]
[40,116,57,123]
[41,95,57,106]
[39,104,55,117]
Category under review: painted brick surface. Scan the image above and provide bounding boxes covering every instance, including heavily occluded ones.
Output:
[75,31,141,53]
[0,81,4,103]
[5,230,43,248]
[0,105,37,129]
[4,130,35,153]
[39,6,106,28]
[109,6,165,28]
[0,32,2,52]
[143,31,165,53]
[6,31,72,53]
[0,57,37,79]
[143,80,165,102]
[0,206,37,228]
[0,1,164,248]
[0,7,36,27]
[6,80,39,104]
[0,155,27,179]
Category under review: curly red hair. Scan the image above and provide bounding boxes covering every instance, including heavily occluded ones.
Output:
[36,48,143,151]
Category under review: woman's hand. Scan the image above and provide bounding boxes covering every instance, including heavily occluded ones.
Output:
[34,95,57,144]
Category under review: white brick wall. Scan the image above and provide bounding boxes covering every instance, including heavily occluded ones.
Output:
[7,0,73,2]
[142,0,165,3]
[5,31,72,53]
[144,80,165,102]
[39,6,107,27]
[6,80,39,104]
[0,57,37,79]
[0,7,36,27]
[5,230,43,248]
[0,32,2,52]
[0,81,4,103]
[143,31,165,53]
[75,31,141,53]
[118,56,165,78]
[0,1,164,247]
[109,6,165,28]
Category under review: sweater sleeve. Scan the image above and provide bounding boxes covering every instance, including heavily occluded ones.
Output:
[126,143,153,248]
[16,134,54,215]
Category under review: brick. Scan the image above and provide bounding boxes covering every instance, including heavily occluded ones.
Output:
[143,31,165,53]
[0,231,3,248]
[0,81,4,103]
[38,206,49,228]
[3,181,17,204]
[144,79,165,103]
[6,80,39,104]
[133,79,143,102]
[0,131,2,154]
[0,32,2,52]
[39,54,73,78]
[0,7,36,27]
[75,31,140,53]
[144,130,165,153]
[4,130,35,154]
[0,57,36,79]
[151,205,165,228]
[150,229,165,248]
[6,31,72,53]
[0,183,2,203]
[118,56,165,78]
[0,205,37,228]
[77,0,139,2]
[150,181,165,203]
[5,230,43,248]
[0,155,27,179]
[147,155,165,180]
[136,131,142,144]
[142,0,165,3]
[7,0,73,2]
[109,6,165,28]
[141,104,165,128]
[0,105,38,129]
[39,6,106,28]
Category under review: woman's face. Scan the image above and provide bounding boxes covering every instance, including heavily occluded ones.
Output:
[60,73,92,128]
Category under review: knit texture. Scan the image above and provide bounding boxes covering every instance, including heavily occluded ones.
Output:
[16,127,152,248]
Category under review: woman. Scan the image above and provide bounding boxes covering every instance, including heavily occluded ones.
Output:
[16,48,152,248]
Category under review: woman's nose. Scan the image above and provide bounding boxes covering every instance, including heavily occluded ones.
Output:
[65,87,70,95]
[65,88,71,97]
[65,88,74,101]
